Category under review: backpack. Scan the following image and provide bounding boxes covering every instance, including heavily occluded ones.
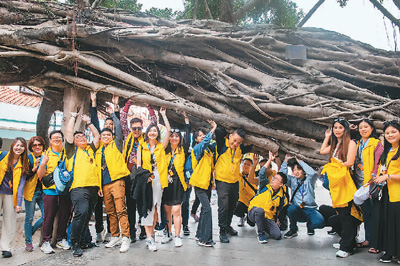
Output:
[53,149,77,194]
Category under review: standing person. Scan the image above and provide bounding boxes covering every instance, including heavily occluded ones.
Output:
[320,118,359,258]
[234,156,258,227]
[188,120,217,247]
[121,100,157,242]
[64,112,101,257]
[137,108,170,252]
[23,136,46,252]
[247,172,288,244]
[161,112,190,247]
[352,119,383,250]
[373,120,400,263]
[95,106,131,253]
[214,127,251,243]
[281,154,325,238]
[0,137,28,258]
[37,130,72,254]
[90,92,120,243]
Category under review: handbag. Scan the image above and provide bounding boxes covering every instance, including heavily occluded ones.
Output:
[41,172,55,188]
[353,183,370,205]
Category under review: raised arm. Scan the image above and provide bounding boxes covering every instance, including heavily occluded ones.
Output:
[120,100,132,139]
[37,151,49,179]
[65,112,77,144]
[90,91,101,132]
[215,127,227,155]
[320,128,332,155]
[112,95,120,120]
[247,154,260,185]
[111,112,123,153]
[82,114,100,149]
[160,107,171,149]
[182,112,191,155]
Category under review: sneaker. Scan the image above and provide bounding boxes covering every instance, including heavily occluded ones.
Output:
[333,243,340,249]
[258,234,268,244]
[72,245,83,257]
[227,226,238,236]
[119,237,130,253]
[174,236,183,247]
[41,241,55,254]
[146,238,157,252]
[130,236,137,243]
[380,253,393,263]
[307,229,315,235]
[336,250,351,258]
[237,217,245,227]
[219,230,230,243]
[191,213,199,222]
[284,229,298,239]
[183,225,190,236]
[25,243,34,252]
[161,233,173,244]
[105,236,122,248]
[198,241,215,247]
[96,232,104,243]
[56,239,71,250]
[103,232,111,243]
[327,229,336,235]
[2,251,12,258]
[139,230,147,240]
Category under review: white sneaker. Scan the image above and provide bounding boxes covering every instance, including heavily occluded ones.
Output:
[174,236,183,247]
[56,239,70,250]
[96,232,104,243]
[105,236,122,248]
[103,232,111,243]
[146,238,157,252]
[119,237,130,253]
[161,234,173,244]
[336,250,351,258]
[332,243,340,249]
[41,241,55,254]
[237,217,245,227]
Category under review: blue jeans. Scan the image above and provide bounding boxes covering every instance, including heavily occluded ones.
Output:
[287,204,325,231]
[360,198,372,242]
[195,186,213,243]
[24,190,44,244]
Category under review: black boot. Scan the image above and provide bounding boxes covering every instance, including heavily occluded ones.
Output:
[72,244,83,257]
[219,228,229,243]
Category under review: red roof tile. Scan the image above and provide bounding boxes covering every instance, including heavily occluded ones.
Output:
[0,86,42,108]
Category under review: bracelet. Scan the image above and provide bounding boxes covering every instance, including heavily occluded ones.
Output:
[387,174,391,181]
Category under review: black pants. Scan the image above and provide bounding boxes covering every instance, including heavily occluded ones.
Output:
[234,201,248,218]
[195,186,213,243]
[125,175,137,236]
[70,187,98,247]
[181,187,191,227]
[94,196,110,234]
[335,203,359,253]
[191,193,200,215]
[216,180,239,230]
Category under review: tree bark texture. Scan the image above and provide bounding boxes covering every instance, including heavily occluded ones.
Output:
[0,0,399,165]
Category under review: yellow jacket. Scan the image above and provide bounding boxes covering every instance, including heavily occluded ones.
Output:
[141,142,168,189]
[379,146,400,202]
[189,149,214,190]
[123,133,144,164]
[23,153,41,201]
[357,138,381,184]
[321,158,357,208]
[238,173,257,206]
[215,138,243,183]
[248,184,288,220]
[0,153,24,207]
[95,141,131,184]
[166,147,187,191]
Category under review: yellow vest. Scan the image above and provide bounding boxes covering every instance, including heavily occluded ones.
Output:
[141,142,168,189]
[238,173,256,206]
[23,153,41,201]
[357,138,381,184]
[189,149,214,190]
[95,141,131,184]
[0,153,23,207]
[215,138,242,183]
[248,184,287,219]
[42,148,65,190]
[67,145,100,190]
[321,158,357,208]
[123,133,144,164]
[166,147,187,191]
[379,146,400,202]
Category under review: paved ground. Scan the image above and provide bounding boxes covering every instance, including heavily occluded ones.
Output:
[1,185,387,266]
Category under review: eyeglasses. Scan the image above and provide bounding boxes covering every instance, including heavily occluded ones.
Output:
[32,144,43,147]
[131,127,143,131]
[51,137,62,141]
[383,120,399,127]
[171,129,181,134]
[271,175,283,184]
[75,135,86,140]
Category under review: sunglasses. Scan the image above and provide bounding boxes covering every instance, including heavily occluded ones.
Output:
[333,118,346,122]
[32,144,43,147]
[171,129,181,134]
[131,127,143,131]
[383,120,399,127]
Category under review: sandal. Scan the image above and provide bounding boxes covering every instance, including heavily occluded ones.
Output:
[357,241,370,248]
[368,247,380,254]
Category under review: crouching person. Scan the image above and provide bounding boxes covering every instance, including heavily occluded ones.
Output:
[65,112,101,257]
[95,111,131,253]
[248,172,288,244]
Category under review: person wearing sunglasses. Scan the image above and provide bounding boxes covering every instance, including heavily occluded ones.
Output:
[373,120,400,263]
[23,136,46,252]
[320,118,359,258]
[64,112,101,257]
[136,107,171,252]
[0,137,29,258]
[161,112,191,247]
[120,100,158,242]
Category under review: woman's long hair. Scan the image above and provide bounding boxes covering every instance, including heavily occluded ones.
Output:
[165,130,183,155]
[144,123,161,142]
[379,120,400,167]
[329,119,351,162]
[355,118,380,141]
[7,137,29,175]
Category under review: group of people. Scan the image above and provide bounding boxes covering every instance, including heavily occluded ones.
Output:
[0,94,399,264]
